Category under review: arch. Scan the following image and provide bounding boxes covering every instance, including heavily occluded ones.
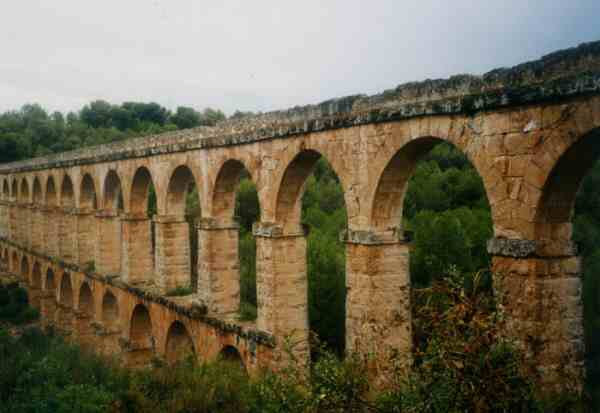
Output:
[218,345,245,370]
[535,128,600,238]
[19,178,30,204]
[31,261,42,289]
[45,267,56,291]
[275,149,324,233]
[20,256,30,282]
[10,251,18,273]
[166,165,200,216]
[60,174,75,208]
[10,178,17,201]
[58,272,73,307]
[165,320,195,364]
[80,173,98,210]
[2,179,9,201]
[129,166,155,214]
[45,175,57,206]
[212,159,253,220]
[32,177,43,205]
[103,170,123,211]
[102,290,119,329]
[130,304,153,349]
[78,282,94,318]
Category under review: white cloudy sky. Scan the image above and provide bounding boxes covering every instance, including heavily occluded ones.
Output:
[1,0,599,115]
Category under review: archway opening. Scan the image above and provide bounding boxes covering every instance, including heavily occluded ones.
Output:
[103,170,124,212]
[46,176,57,207]
[78,282,94,318]
[165,321,195,364]
[165,165,201,292]
[102,291,119,330]
[129,167,157,283]
[79,174,98,267]
[373,139,494,376]
[19,178,30,205]
[10,252,18,274]
[46,268,55,291]
[538,129,600,406]
[20,256,30,283]
[80,174,98,210]
[99,170,124,275]
[130,304,153,349]
[57,272,74,331]
[32,177,42,205]
[218,345,245,371]
[275,149,348,359]
[59,175,76,261]
[212,159,260,320]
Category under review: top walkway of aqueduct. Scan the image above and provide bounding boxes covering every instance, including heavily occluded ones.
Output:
[1,40,600,174]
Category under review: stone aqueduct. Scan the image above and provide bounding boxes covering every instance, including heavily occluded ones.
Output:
[1,41,600,382]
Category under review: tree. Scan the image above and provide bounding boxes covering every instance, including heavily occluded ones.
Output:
[171,106,201,129]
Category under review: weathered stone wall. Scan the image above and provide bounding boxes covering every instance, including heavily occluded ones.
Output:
[0,40,599,388]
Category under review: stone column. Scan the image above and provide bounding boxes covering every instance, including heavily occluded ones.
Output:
[197,218,240,315]
[39,289,57,329]
[24,205,34,249]
[74,310,95,350]
[344,229,413,379]
[95,211,122,276]
[154,214,190,292]
[0,200,7,239]
[121,213,154,285]
[8,202,17,244]
[96,323,122,358]
[75,209,97,269]
[58,208,77,263]
[489,237,585,392]
[55,302,74,336]
[255,223,309,362]
[30,206,43,252]
[28,284,42,310]
[45,208,61,258]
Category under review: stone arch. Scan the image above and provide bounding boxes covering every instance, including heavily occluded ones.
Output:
[534,127,600,249]
[129,166,155,215]
[371,137,442,231]
[56,272,74,331]
[20,255,30,282]
[129,304,153,349]
[102,290,119,329]
[29,261,42,309]
[78,282,94,318]
[211,159,254,220]
[218,345,245,370]
[10,178,17,201]
[103,170,124,211]
[58,272,73,307]
[2,179,9,200]
[10,251,18,273]
[45,175,57,206]
[32,176,43,205]
[80,173,98,210]
[166,165,200,216]
[31,261,42,288]
[165,320,195,364]
[274,149,330,234]
[45,267,56,291]
[60,174,75,208]
[19,177,30,204]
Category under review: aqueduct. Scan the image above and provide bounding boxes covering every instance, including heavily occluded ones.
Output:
[1,41,600,385]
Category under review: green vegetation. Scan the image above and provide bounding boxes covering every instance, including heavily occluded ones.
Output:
[1,101,599,410]
[0,282,39,325]
[1,274,567,413]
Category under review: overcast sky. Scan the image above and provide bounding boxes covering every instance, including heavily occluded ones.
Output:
[1,1,599,115]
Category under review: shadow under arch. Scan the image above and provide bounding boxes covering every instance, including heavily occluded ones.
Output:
[165,320,195,364]
[127,304,154,368]
[102,290,119,330]
[57,272,74,331]
[218,345,246,371]
[30,261,42,309]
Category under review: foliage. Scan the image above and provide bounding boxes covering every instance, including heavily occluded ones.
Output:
[0,282,39,324]
[165,285,194,297]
